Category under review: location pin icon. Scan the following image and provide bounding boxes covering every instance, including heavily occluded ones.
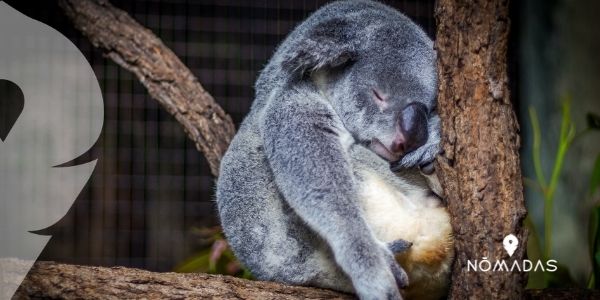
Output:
[503,234,519,257]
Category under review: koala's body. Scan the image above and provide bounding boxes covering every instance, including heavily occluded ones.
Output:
[216,1,453,299]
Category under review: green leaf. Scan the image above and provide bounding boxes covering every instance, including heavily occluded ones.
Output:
[174,251,211,273]
[241,268,254,279]
[529,107,547,188]
[587,113,600,130]
[526,217,546,289]
[590,154,600,196]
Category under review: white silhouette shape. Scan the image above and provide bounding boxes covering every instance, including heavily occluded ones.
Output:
[503,234,519,257]
[0,2,103,298]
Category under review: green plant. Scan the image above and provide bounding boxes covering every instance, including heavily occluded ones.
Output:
[174,226,253,279]
[526,97,600,288]
[586,152,600,288]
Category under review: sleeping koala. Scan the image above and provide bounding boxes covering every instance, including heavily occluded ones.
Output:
[216,1,453,299]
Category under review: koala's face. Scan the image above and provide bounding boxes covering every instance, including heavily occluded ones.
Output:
[318,26,437,163]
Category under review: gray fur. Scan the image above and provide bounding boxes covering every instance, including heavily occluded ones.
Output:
[216,1,439,299]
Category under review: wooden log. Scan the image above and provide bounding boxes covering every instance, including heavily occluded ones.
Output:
[11,261,352,299]
[8,261,599,299]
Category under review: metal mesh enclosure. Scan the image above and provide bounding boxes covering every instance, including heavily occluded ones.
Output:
[5,0,436,271]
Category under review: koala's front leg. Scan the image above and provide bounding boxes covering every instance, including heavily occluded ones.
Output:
[261,92,407,300]
[393,113,441,170]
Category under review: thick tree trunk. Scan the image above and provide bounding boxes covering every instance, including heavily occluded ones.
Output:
[435,0,528,299]
[58,0,235,176]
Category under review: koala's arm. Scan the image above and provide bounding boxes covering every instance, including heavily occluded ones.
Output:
[260,88,406,299]
[395,112,441,169]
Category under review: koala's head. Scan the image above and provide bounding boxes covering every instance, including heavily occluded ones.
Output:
[282,4,437,163]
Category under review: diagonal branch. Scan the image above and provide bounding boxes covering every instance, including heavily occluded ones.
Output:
[58,0,235,176]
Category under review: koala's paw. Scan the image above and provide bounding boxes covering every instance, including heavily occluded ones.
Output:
[393,141,440,170]
[352,246,407,300]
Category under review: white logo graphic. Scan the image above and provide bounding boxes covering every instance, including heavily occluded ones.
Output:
[466,233,558,273]
[503,234,519,257]
[0,2,103,298]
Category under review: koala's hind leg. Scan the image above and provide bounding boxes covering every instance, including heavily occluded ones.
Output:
[216,125,353,293]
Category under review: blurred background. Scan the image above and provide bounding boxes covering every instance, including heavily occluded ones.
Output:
[3,0,599,288]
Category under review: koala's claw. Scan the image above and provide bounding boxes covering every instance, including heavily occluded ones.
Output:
[388,239,413,254]
[393,142,440,171]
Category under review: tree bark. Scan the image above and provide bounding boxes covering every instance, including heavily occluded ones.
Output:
[7,260,598,299]
[11,260,351,300]
[435,1,528,299]
[58,0,235,176]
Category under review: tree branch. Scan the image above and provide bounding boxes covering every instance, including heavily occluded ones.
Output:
[58,0,235,176]
[11,261,599,299]
[11,261,351,299]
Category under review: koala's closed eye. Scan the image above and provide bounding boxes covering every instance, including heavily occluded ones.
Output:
[372,89,389,109]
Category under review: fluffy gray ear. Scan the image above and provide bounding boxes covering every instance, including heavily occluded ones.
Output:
[281,18,358,75]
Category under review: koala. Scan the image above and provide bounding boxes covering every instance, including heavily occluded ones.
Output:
[216,1,453,299]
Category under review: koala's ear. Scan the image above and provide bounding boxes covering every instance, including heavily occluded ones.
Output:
[281,18,358,75]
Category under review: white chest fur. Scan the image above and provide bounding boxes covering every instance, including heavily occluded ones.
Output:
[358,171,449,247]
[358,171,454,300]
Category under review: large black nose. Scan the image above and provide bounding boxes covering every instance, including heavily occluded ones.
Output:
[393,102,428,155]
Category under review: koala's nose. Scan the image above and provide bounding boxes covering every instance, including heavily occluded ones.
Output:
[393,102,429,155]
